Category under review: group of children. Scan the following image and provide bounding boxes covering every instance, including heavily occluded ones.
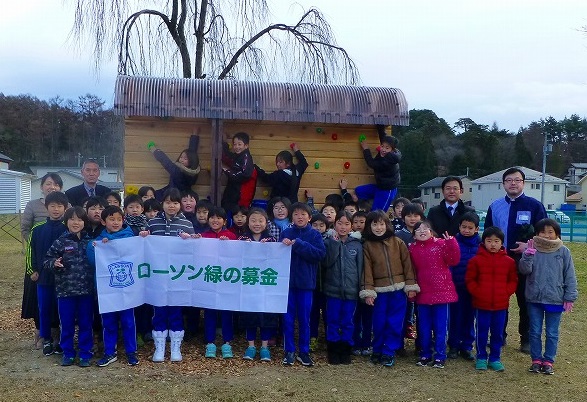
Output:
[22,131,577,375]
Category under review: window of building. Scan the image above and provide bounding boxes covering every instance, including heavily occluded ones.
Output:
[424,188,430,195]
[434,193,440,199]
[554,184,560,192]
[478,185,481,190]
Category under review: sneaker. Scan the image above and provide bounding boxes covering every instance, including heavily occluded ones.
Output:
[475,359,488,370]
[352,348,362,356]
[221,343,233,359]
[447,348,459,359]
[43,341,54,356]
[459,349,475,361]
[96,354,118,367]
[78,358,91,368]
[432,359,445,369]
[520,342,531,354]
[127,353,139,366]
[488,360,505,372]
[53,344,63,355]
[381,354,396,367]
[370,353,382,364]
[309,337,318,352]
[296,352,314,367]
[61,356,75,366]
[541,362,554,375]
[529,361,542,373]
[416,357,432,367]
[205,343,217,358]
[361,347,373,356]
[259,347,271,362]
[282,351,295,366]
[243,346,257,360]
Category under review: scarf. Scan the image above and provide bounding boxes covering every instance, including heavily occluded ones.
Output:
[125,214,149,231]
[532,236,563,253]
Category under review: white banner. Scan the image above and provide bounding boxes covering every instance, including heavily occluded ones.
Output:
[95,237,291,314]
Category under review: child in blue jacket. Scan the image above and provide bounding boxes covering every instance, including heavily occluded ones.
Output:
[280,202,326,367]
[447,212,481,361]
[87,206,139,367]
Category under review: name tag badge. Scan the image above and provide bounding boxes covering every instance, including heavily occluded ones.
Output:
[516,211,531,225]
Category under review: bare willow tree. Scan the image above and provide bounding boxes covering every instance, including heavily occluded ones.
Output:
[69,0,359,84]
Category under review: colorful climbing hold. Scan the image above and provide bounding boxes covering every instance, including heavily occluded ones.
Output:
[359,134,366,142]
[331,133,338,140]
[344,162,351,169]
[314,162,320,169]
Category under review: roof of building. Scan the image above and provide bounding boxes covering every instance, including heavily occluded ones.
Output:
[113,75,409,126]
[0,168,33,178]
[569,162,587,169]
[0,152,13,162]
[471,167,568,184]
[418,175,469,189]
[566,192,582,202]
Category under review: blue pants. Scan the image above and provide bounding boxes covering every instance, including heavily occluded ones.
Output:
[204,309,234,343]
[372,291,406,357]
[353,302,374,349]
[152,306,183,331]
[475,309,506,362]
[326,297,357,344]
[246,327,273,342]
[37,284,57,340]
[58,295,93,360]
[448,287,475,351]
[283,289,313,353]
[527,303,563,364]
[354,184,397,212]
[418,303,449,361]
[310,290,327,338]
[101,309,137,356]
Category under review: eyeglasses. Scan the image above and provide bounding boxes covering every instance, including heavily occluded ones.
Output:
[415,227,431,233]
[273,205,288,211]
[504,179,523,184]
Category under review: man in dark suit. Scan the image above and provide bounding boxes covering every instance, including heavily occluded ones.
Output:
[427,176,475,236]
[65,159,111,206]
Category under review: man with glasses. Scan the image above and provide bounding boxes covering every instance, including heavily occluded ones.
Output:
[485,167,547,354]
[65,159,111,207]
[427,176,475,236]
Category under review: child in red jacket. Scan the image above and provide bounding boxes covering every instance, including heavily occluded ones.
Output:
[466,226,518,372]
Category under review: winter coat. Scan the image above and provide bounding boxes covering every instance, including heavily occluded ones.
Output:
[201,228,237,240]
[360,234,419,299]
[427,199,475,237]
[152,148,200,199]
[451,233,481,289]
[27,218,68,283]
[256,150,309,203]
[410,237,460,305]
[21,198,49,243]
[465,245,518,311]
[44,232,94,298]
[87,225,135,267]
[221,144,255,212]
[65,184,111,207]
[395,227,414,247]
[519,237,578,305]
[322,236,363,300]
[280,224,326,290]
[362,149,401,190]
[148,212,195,237]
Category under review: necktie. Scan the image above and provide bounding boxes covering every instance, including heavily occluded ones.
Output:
[447,206,453,216]
[89,188,95,197]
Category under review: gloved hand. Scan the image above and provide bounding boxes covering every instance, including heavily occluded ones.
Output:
[524,239,536,255]
[147,141,156,151]
[563,301,574,313]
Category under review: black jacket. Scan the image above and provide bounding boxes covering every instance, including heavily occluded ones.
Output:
[65,184,111,207]
[427,199,475,236]
[362,149,401,190]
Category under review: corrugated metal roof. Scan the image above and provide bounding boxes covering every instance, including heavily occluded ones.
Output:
[471,167,568,184]
[114,75,409,126]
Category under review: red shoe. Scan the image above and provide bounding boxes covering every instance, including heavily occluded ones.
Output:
[405,325,416,340]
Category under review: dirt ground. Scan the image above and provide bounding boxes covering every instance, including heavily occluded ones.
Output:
[1,240,587,402]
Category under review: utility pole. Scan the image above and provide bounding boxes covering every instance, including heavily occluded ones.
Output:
[76,152,83,167]
[102,155,107,168]
[540,133,552,205]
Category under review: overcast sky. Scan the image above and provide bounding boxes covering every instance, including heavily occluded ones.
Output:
[1,0,587,132]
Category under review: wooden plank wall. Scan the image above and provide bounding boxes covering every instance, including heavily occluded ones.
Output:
[124,117,385,207]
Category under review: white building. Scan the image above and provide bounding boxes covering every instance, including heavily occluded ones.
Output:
[0,153,33,213]
[417,176,472,211]
[471,167,567,211]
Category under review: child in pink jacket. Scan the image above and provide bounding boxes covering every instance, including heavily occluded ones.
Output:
[409,221,460,369]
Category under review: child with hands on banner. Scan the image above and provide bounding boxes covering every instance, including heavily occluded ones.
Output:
[360,210,418,368]
[44,206,94,367]
[194,206,238,359]
[519,219,578,375]
[87,205,139,367]
[139,188,195,362]
[280,202,326,367]
[237,208,278,361]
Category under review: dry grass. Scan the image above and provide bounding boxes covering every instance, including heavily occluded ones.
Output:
[1,239,586,401]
